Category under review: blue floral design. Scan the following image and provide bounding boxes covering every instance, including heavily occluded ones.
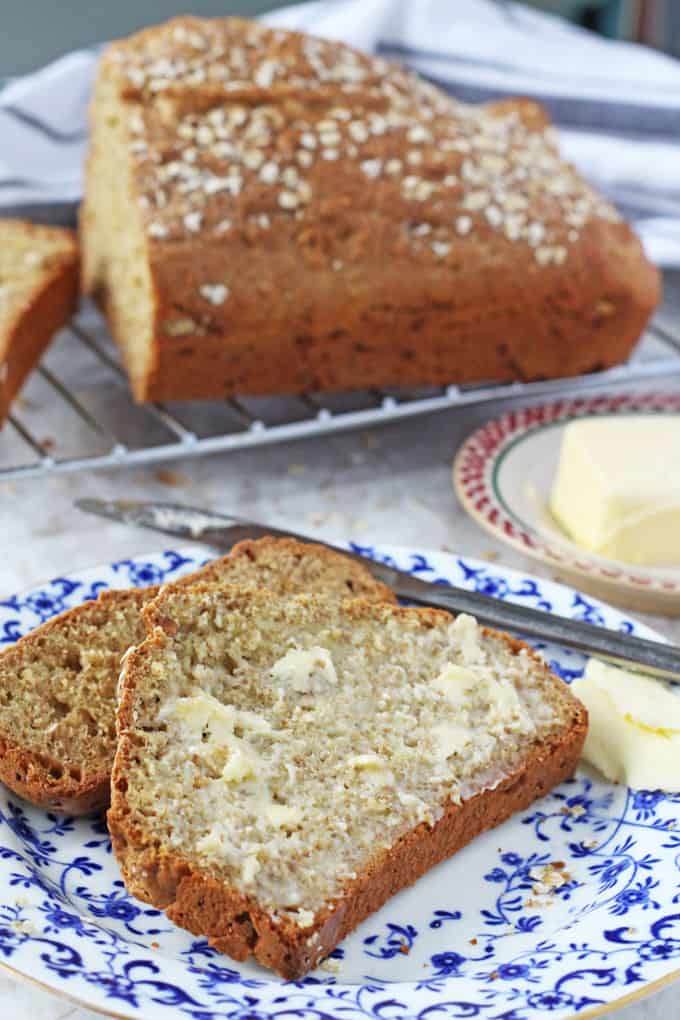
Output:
[111,551,193,588]
[611,878,661,916]
[632,790,666,821]
[363,922,418,959]
[0,544,677,1020]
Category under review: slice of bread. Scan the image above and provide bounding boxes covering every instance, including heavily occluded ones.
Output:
[0,538,393,814]
[0,219,79,425]
[0,588,151,814]
[109,583,587,978]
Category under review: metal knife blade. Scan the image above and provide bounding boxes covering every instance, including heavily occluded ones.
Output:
[76,497,680,682]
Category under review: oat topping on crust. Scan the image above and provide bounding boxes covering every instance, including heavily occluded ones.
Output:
[107,16,619,278]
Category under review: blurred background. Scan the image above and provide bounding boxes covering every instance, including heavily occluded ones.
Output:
[1,0,679,75]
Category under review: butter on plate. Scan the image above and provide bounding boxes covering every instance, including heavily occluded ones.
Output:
[572,659,680,792]
[550,415,680,565]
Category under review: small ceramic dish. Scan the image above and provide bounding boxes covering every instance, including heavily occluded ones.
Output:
[453,391,680,615]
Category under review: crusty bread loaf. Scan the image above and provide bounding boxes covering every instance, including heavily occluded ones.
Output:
[109,583,587,978]
[0,219,79,424]
[80,16,658,403]
[0,537,393,814]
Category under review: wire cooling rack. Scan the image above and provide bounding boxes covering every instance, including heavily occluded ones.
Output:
[2,289,680,482]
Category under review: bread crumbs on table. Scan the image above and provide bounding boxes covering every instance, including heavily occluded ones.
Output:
[361,432,380,450]
[155,467,188,487]
[319,958,341,974]
[469,938,478,945]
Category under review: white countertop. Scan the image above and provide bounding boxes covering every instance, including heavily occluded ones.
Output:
[1,401,678,1019]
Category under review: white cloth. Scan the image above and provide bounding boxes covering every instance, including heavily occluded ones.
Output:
[2,0,680,265]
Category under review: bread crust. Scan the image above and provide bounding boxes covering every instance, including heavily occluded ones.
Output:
[110,719,584,979]
[0,588,153,815]
[109,591,587,979]
[0,220,79,424]
[172,535,397,604]
[80,16,659,403]
[0,539,391,814]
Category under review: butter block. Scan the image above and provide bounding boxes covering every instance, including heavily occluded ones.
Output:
[572,659,680,792]
[269,645,337,692]
[550,415,680,564]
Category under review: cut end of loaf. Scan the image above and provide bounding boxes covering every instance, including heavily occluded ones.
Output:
[0,218,79,424]
[79,74,155,402]
[110,583,587,977]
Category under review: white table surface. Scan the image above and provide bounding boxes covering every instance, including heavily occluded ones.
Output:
[1,400,678,1020]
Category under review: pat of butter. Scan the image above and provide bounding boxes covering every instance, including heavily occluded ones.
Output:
[432,663,478,703]
[432,661,524,722]
[160,692,268,782]
[347,753,394,786]
[265,803,302,827]
[269,645,337,692]
[431,720,472,758]
[572,659,680,791]
[550,416,680,565]
[452,614,483,664]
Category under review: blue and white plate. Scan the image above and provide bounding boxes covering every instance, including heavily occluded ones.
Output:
[0,543,679,1020]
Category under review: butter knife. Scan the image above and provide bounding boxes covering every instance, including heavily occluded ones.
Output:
[76,498,680,683]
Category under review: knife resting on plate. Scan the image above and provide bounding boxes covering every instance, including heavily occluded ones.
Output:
[76,498,680,683]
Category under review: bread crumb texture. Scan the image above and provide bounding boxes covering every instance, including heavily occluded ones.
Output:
[0,219,79,423]
[0,220,77,333]
[114,585,582,926]
[0,589,149,809]
[0,538,391,813]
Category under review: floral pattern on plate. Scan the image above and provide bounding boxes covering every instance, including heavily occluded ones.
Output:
[0,543,677,1020]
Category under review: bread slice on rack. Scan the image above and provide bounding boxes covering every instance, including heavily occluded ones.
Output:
[0,538,393,814]
[109,583,587,978]
[0,219,79,425]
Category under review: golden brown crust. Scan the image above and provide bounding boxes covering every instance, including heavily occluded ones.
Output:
[110,721,584,978]
[109,589,587,978]
[0,538,390,814]
[0,587,153,815]
[0,220,79,424]
[174,535,397,604]
[81,16,659,402]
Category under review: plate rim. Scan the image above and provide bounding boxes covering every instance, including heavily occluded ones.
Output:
[1,945,678,1020]
[0,541,677,1020]
[453,391,680,599]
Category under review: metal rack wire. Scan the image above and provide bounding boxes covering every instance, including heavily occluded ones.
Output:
[2,295,680,482]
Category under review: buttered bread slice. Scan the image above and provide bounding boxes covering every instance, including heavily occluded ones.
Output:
[110,584,587,978]
[0,538,393,814]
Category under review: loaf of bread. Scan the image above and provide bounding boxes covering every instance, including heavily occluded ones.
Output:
[109,583,587,978]
[80,16,659,403]
[0,219,79,424]
[0,537,393,814]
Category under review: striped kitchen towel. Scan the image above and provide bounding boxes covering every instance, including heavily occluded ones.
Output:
[2,0,680,265]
